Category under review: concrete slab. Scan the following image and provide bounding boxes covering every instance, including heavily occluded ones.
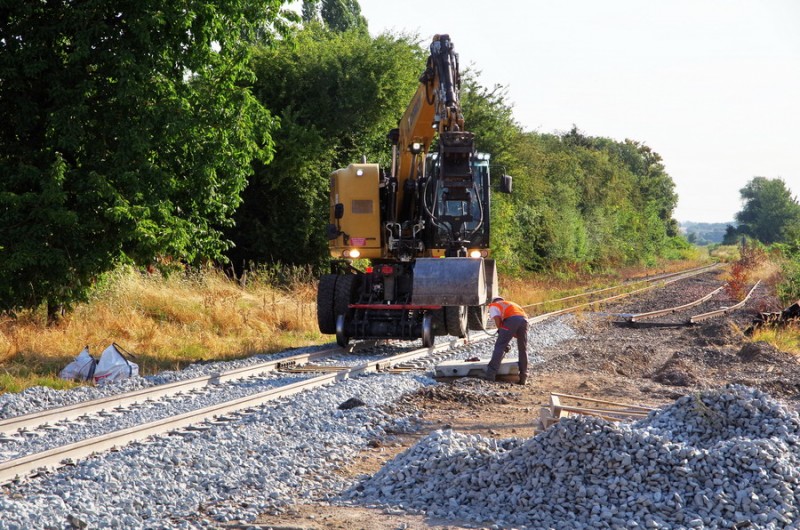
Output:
[434,358,520,378]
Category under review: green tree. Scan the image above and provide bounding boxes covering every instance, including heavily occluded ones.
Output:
[497,126,681,273]
[620,140,678,236]
[735,177,800,244]
[0,0,293,317]
[459,71,521,168]
[302,0,367,33]
[226,28,423,268]
[722,225,741,245]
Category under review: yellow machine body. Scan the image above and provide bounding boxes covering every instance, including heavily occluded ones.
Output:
[328,163,382,260]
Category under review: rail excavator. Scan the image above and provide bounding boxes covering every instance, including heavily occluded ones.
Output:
[317,34,511,347]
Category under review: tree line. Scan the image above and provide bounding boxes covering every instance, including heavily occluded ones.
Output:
[722,177,800,246]
[3,0,772,318]
[223,11,687,276]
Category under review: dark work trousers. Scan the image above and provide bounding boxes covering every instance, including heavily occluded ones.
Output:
[487,315,528,376]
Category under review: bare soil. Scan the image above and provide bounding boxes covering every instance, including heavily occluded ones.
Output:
[247,271,799,530]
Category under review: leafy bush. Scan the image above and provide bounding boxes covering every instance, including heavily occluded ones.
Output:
[724,242,767,300]
[772,243,800,303]
[0,1,289,315]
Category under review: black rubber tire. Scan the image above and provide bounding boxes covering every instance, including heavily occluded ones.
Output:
[429,309,447,336]
[444,305,468,338]
[334,274,359,321]
[467,305,488,331]
[317,274,338,334]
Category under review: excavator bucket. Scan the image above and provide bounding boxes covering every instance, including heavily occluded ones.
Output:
[411,257,487,306]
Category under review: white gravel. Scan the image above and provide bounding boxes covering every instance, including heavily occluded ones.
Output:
[0,346,327,421]
[350,385,800,529]
[0,373,432,529]
[0,316,580,529]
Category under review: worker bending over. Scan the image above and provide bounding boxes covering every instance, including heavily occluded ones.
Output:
[486,296,528,385]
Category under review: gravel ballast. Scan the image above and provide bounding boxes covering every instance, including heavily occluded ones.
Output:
[0,318,578,529]
[0,373,432,529]
[8,308,790,530]
[350,385,800,529]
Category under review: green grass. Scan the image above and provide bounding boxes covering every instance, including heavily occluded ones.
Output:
[0,372,79,394]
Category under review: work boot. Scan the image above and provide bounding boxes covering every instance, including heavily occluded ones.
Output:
[484,368,497,382]
[517,373,527,386]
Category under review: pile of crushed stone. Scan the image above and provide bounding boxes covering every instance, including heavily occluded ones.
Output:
[350,385,800,529]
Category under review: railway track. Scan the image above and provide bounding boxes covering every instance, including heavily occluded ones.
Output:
[0,347,335,440]
[520,265,718,312]
[0,262,726,486]
[0,339,471,484]
[689,280,761,324]
[617,279,761,326]
[522,263,723,322]
[621,285,726,323]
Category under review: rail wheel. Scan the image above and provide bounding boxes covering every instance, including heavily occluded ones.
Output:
[421,313,434,348]
[317,274,338,334]
[467,305,488,331]
[444,305,468,338]
[335,315,349,348]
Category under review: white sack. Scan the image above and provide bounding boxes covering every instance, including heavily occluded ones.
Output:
[93,343,139,385]
[58,347,97,381]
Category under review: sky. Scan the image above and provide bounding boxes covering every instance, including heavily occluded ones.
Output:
[354,0,800,223]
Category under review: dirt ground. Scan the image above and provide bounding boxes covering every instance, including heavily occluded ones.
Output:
[247,271,799,530]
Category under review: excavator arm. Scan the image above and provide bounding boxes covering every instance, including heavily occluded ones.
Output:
[397,34,464,152]
[387,34,477,258]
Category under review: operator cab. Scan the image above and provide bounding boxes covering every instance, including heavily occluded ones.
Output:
[423,151,491,254]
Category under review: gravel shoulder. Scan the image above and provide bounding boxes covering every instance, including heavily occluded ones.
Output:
[253,271,800,529]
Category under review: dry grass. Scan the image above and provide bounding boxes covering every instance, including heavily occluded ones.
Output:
[716,244,780,301]
[0,267,323,393]
[0,258,714,394]
[750,324,800,356]
[709,245,741,263]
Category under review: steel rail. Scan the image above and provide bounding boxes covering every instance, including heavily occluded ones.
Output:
[0,338,467,485]
[623,285,725,323]
[0,345,351,438]
[689,280,761,324]
[521,264,724,326]
[520,263,721,311]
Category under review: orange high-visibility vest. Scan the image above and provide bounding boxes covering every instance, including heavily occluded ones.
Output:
[489,300,527,321]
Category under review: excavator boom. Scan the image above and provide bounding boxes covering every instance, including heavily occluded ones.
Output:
[318,34,510,348]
